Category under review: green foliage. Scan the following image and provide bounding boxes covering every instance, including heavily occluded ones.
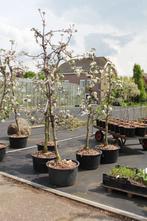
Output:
[120,76,140,103]
[110,165,147,186]
[135,169,147,185]
[38,71,45,80]
[111,166,137,179]
[133,64,146,101]
[24,71,36,79]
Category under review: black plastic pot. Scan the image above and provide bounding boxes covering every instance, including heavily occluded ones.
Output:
[119,126,125,135]
[135,127,146,137]
[100,147,119,164]
[32,153,56,173]
[124,127,135,137]
[0,143,6,161]
[46,159,79,187]
[114,124,120,133]
[9,136,28,148]
[37,143,55,152]
[76,150,102,170]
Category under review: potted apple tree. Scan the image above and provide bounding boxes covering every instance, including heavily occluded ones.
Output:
[97,61,122,164]
[2,41,31,149]
[76,52,102,170]
[31,9,79,186]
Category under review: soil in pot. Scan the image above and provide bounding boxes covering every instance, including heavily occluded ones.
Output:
[37,141,55,152]
[0,143,7,161]
[46,159,79,187]
[98,144,119,164]
[9,135,28,149]
[76,148,102,170]
[32,151,56,173]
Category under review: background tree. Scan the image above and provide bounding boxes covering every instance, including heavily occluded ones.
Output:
[133,64,146,102]
[24,71,36,79]
[121,77,140,103]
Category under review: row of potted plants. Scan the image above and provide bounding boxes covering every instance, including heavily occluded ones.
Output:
[28,10,121,187]
[103,165,147,196]
[96,118,147,137]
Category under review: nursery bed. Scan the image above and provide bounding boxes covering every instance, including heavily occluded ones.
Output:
[0,126,147,219]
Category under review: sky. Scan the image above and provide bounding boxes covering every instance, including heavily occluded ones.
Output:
[1,0,147,76]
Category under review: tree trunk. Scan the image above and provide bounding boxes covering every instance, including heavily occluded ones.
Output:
[50,114,61,161]
[104,114,108,146]
[44,105,50,153]
[85,113,91,149]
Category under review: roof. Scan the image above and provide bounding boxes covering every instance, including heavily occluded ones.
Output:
[59,57,109,73]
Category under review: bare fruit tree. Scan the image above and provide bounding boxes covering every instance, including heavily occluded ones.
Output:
[31,9,77,159]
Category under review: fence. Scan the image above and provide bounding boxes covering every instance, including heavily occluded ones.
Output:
[17,79,85,111]
[2,79,145,123]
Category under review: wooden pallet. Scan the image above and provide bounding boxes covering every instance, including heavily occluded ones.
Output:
[103,184,147,199]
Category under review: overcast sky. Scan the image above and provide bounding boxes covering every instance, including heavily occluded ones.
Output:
[1,0,147,76]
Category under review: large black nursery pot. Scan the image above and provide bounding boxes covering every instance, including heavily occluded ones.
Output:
[9,135,28,148]
[0,143,7,161]
[99,145,119,164]
[46,159,79,187]
[32,152,56,173]
[76,150,102,170]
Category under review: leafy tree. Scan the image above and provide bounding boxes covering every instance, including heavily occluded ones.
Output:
[121,77,140,103]
[133,64,146,101]
[24,71,36,79]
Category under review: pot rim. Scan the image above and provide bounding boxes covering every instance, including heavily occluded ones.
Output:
[8,135,28,138]
[76,149,102,156]
[46,159,79,171]
[0,143,7,149]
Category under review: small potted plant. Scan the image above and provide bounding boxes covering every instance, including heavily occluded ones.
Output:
[30,10,79,185]
[97,62,121,164]
[76,53,102,170]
